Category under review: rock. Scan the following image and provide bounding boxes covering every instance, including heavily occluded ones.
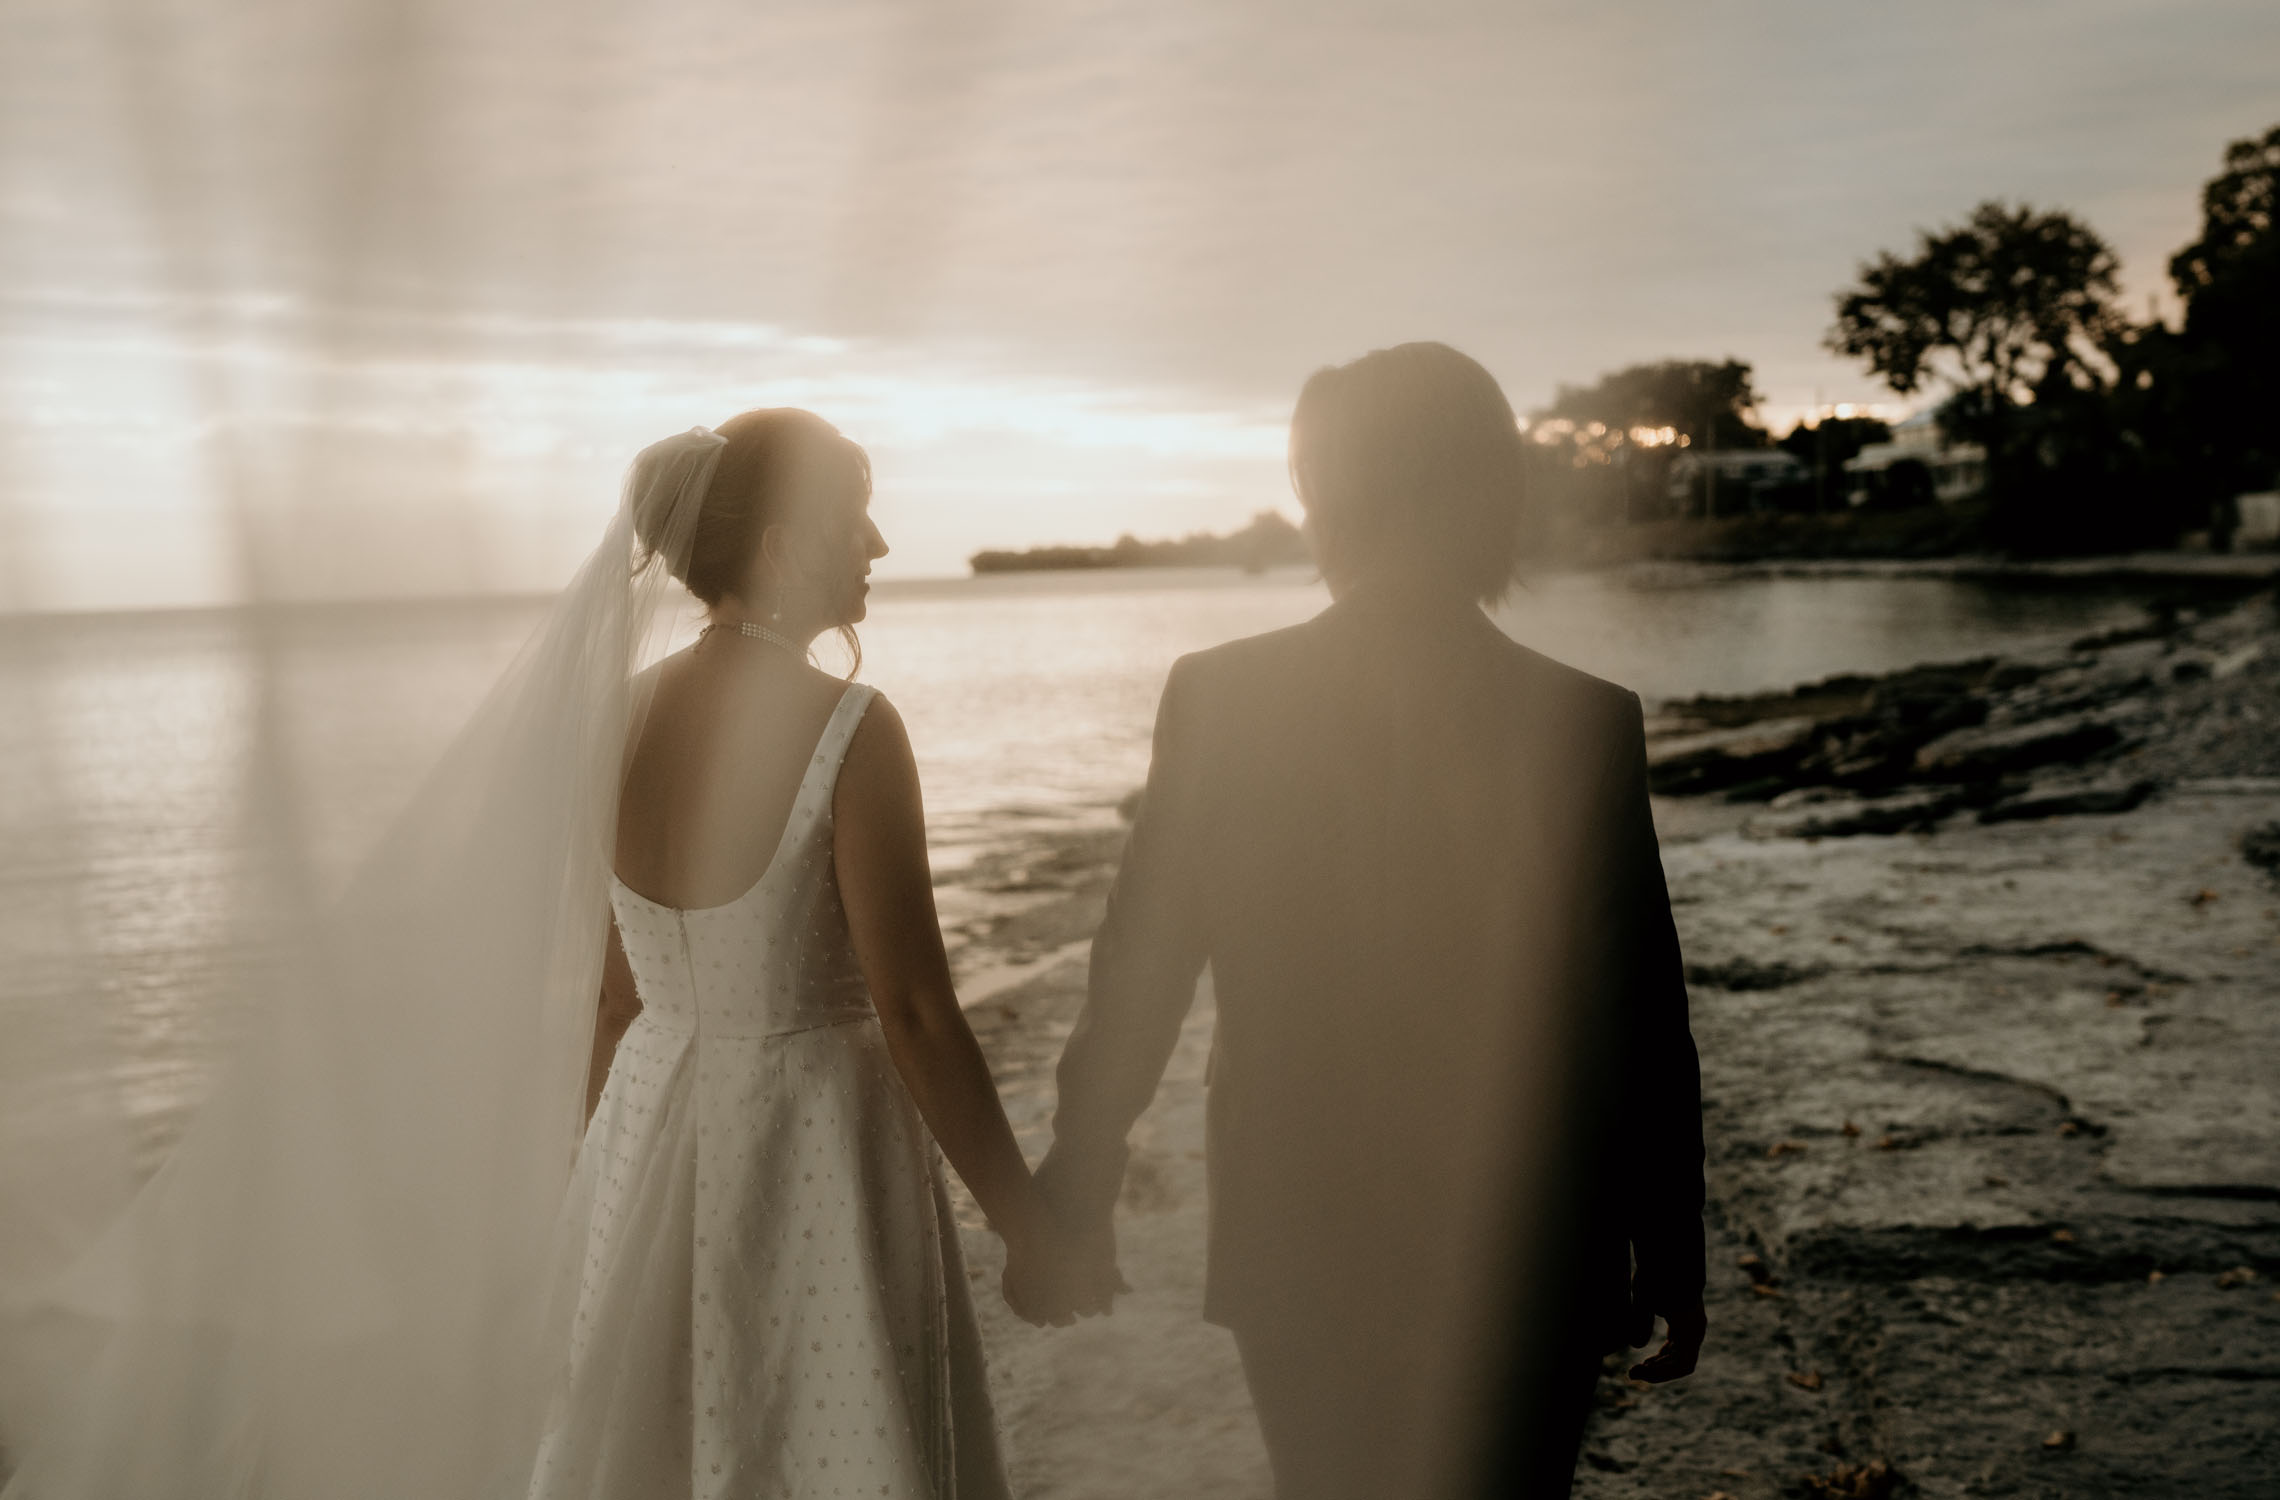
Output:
[2213,641,2266,679]
[1686,957,1824,990]
[1977,775,2159,824]
[1768,785,1852,811]
[2071,615,2175,651]
[2161,641,2261,684]
[1912,709,2132,781]
[1868,675,1992,734]
[2243,822,2280,882]
[1998,659,2157,720]
[1743,786,1967,839]
[2178,776,2280,795]
[1646,716,1821,796]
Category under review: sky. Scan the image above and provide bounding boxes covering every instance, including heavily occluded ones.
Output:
[2,0,2276,605]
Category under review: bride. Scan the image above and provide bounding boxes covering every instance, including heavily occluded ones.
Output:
[0,414,1082,1499]
[528,410,1080,1497]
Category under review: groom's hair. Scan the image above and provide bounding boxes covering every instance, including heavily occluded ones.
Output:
[1289,342,1527,604]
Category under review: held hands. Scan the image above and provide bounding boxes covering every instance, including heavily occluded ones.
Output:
[999,1217,1128,1328]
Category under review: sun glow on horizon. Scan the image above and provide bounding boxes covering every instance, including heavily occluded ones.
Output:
[0,293,1296,611]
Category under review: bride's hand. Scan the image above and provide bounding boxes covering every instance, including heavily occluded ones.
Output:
[1000,1227,1081,1328]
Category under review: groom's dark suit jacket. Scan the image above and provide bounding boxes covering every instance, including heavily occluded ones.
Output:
[1037,593,1703,1373]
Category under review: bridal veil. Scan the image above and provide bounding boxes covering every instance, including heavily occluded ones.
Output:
[0,430,723,1497]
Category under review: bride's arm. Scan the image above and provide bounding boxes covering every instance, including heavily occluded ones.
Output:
[585,916,641,1126]
[835,695,1075,1325]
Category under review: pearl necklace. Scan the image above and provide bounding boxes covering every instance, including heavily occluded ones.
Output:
[734,619,807,655]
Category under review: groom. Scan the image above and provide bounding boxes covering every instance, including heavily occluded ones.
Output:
[1033,343,1706,1498]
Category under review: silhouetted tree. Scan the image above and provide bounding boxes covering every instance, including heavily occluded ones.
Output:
[2171,124,2280,455]
[1524,359,1767,523]
[1828,202,2139,551]
[2089,123,2280,546]
[1534,359,1768,451]
[2145,123,2280,531]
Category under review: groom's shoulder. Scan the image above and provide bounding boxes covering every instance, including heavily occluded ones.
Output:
[1159,619,1323,701]
[1501,640,1641,723]
[1172,617,1317,672]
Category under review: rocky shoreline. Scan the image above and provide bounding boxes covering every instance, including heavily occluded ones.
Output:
[1645,585,2273,814]
[943,586,2280,1499]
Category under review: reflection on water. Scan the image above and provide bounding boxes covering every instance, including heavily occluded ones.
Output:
[8,565,2172,876]
[0,565,2163,1136]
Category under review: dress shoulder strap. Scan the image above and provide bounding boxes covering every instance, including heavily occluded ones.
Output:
[808,682,879,808]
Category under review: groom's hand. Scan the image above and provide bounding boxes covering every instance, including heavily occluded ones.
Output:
[1066,1221,1129,1318]
[1626,1296,1706,1384]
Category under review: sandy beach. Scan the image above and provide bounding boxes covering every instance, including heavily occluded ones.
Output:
[939,588,2280,1499]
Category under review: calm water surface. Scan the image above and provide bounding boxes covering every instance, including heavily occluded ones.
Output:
[9,564,2172,875]
[0,564,2165,1136]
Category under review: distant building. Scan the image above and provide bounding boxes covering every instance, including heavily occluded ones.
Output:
[1663,449,1810,517]
[1842,410,1986,508]
[2222,491,2280,551]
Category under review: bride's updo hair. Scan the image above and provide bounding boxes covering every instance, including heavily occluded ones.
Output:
[1288,342,1527,605]
[635,408,872,608]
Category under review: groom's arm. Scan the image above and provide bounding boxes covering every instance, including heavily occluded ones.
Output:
[1610,692,1706,1371]
[1035,656,1212,1232]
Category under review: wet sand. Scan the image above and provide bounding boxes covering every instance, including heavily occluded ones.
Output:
[939,595,2280,1499]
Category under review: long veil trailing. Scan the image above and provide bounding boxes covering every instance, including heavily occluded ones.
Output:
[0,429,723,1498]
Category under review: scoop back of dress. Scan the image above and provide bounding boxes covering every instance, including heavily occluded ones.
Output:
[528,682,1007,1500]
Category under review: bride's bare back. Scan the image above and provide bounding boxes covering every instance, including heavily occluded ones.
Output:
[613,641,850,909]
[578,405,1083,1335]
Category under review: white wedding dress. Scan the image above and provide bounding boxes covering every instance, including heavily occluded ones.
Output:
[527,682,1009,1500]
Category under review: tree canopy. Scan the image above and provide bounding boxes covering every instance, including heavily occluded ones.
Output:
[1530,359,1767,457]
[2170,122,2280,334]
[2167,123,2280,494]
[1827,202,2124,420]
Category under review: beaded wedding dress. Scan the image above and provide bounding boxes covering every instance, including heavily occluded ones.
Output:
[527,682,1006,1500]
[0,430,1004,1500]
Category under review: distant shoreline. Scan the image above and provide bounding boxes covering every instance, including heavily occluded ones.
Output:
[969,511,1309,575]
[973,500,2280,585]
[962,547,2280,591]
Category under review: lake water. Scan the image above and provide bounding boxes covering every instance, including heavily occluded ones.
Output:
[1,563,2171,875]
[0,563,2166,1141]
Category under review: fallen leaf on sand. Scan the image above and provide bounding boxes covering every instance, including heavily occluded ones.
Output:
[1737,1253,1776,1286]
[2214,1265,2259,1289]
[2147,1269,2165,1284]
[2042,1430,2074,1451]
[2190,888,2220,906]
[2057,1121,2079,1137]
[1840,1120,1861,1138]
[2051,1228,2076,1245]
[1751,1283,1783,1297]
[1767,1139,1807,1159]
[1786,1368,1824,1391]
